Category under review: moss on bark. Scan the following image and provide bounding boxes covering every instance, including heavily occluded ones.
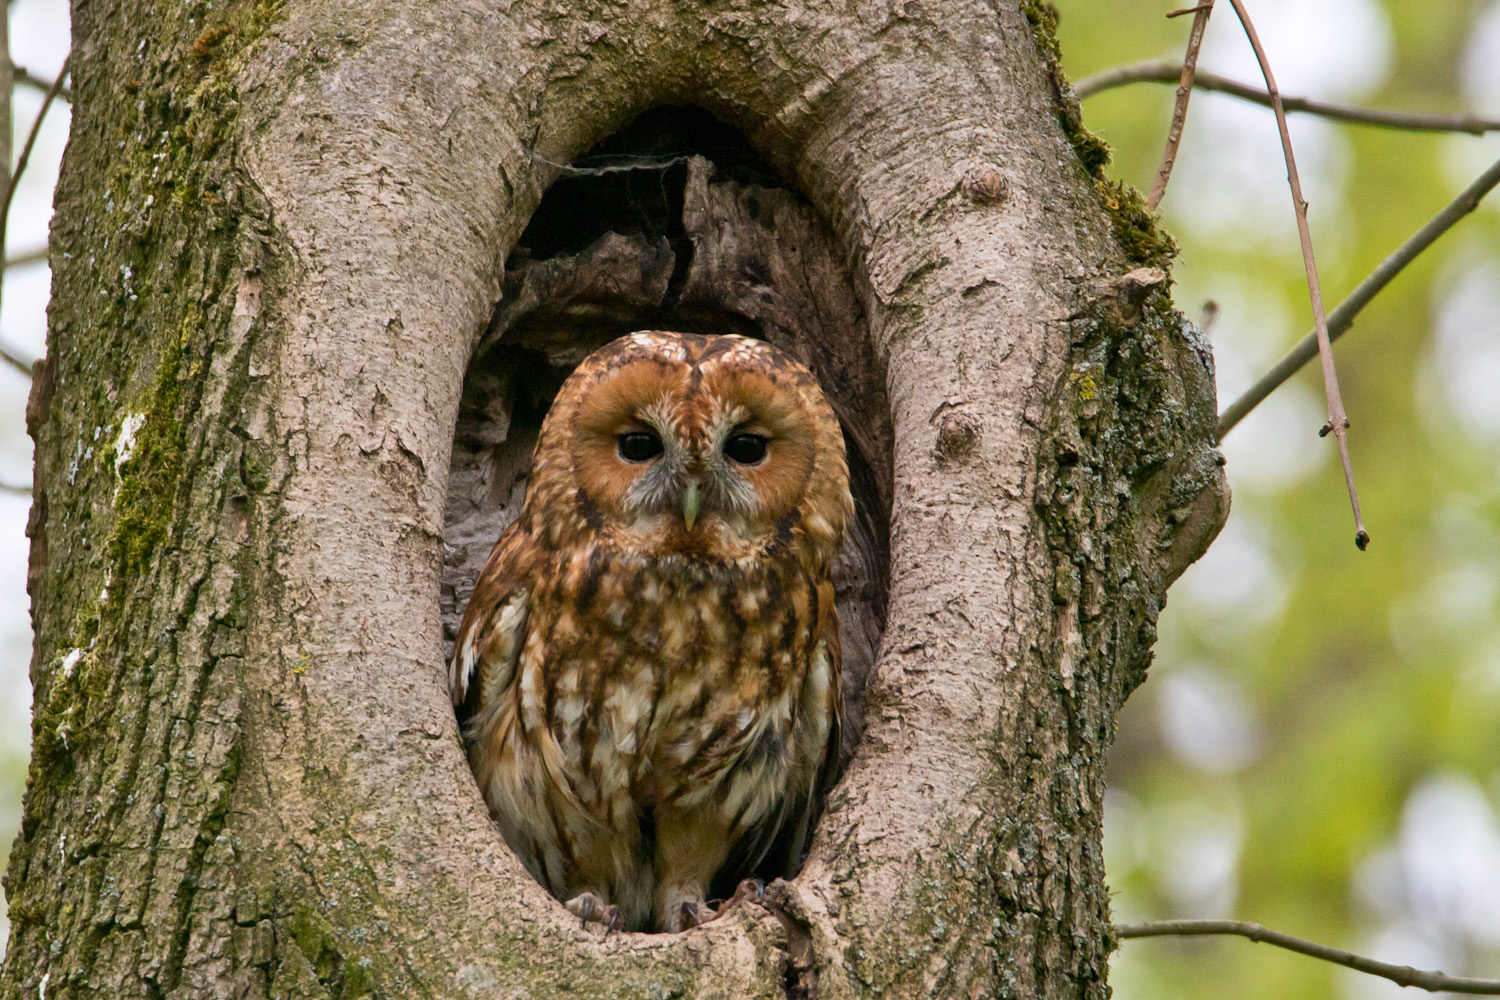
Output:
[1021,0,1177,268]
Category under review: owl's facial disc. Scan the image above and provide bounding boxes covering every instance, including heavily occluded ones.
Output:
[563,340,828,557]
[611,408,780,545]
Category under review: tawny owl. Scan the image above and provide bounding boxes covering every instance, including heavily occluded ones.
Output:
[450,331,852,933]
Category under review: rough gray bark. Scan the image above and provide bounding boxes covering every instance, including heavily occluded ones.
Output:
[2,1,1227,998]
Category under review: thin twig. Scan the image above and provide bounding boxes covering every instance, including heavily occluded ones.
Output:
[0,479,31,496]
[0,57,69,336]
[2,5,11,255]
[1076,60,1500,135]
[2,15,12,343]
[0,341,35,378]
[1218,155,1500,438]
[1224,0,1367,550]
[5,245,47,269]
[1148,1,1216,209]
[15,65,73,103]
[2,60,69,226]
[1117,921,1500,995]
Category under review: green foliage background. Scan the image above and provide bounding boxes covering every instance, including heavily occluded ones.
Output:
[1056,0,1500,996]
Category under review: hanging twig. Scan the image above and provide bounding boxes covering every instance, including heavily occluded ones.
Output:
[1224,0,1367,550]
[0,56,70,334]
[15,65,73,103]
[1117,920,1500,995]
[1218,155,1500,438]
[1076,60,1500,135]
[1148,1,1216,209]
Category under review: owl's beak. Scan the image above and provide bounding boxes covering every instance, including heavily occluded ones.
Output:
[682,480,701,531]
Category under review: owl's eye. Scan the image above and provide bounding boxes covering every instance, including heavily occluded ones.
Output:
[724,433,769,465]
[617,431,664,463]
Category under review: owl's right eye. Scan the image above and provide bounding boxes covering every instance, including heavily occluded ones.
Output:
[617,432,664,463]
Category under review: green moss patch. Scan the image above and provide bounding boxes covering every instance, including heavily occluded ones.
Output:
[1019,1,1177,269]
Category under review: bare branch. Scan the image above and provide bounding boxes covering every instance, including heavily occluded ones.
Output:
[1076,60,1500,135]
[6,245,47,269]
[1117,920,1500,995]
[0,340,35,378]
[0,56,69,339]
[1224,0,1367,549]
[1,4,10,249]
[1,12,11,341]
[15,64,73,103]
[2,60,69,229]
[1147,1,1216,210]
[0,479,31,496]
[1218,155,1500,439]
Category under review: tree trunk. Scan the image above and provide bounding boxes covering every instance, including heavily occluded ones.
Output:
[2,1,1227,997]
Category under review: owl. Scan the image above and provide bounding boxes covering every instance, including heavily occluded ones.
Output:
[450,331,853,933]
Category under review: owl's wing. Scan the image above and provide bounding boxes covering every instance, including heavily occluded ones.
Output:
[450,526,532,726]
[720,584,844,890]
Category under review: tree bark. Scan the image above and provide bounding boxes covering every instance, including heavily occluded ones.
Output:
[2,1,1227,998]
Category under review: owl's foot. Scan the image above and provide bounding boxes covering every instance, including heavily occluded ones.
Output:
[663,879,766,931]
[672,879,772,933]
[701,878,767,923]
[705,878,766,908]
[565,891,622,935]
[729,878,766,906]
[673,899,711,932]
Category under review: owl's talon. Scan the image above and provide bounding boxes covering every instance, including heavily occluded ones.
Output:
[565,891,620,935]
[732,878,766,905]
[675,900,710,932]
[704,879,767,923]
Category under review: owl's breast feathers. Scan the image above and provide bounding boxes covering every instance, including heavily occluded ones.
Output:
[453,510,841,929]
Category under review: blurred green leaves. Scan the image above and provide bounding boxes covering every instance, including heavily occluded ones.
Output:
[1056,0,1500,996]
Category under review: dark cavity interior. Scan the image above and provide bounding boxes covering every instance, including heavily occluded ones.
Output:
[441,105,892,884]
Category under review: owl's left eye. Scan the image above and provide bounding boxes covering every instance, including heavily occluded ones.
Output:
[617,432,664,462]
[724,433,769,465]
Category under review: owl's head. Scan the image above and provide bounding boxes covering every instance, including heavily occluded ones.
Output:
[527,332,852,564]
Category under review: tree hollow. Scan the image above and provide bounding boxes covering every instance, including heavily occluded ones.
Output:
[442,108,893,786]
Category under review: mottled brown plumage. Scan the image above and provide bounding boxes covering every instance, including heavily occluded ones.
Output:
[450,331,851,932]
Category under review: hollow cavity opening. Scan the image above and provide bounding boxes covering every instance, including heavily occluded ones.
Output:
[441,106,891,902]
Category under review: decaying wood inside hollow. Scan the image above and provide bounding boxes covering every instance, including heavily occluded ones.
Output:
[442,141,891,776]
